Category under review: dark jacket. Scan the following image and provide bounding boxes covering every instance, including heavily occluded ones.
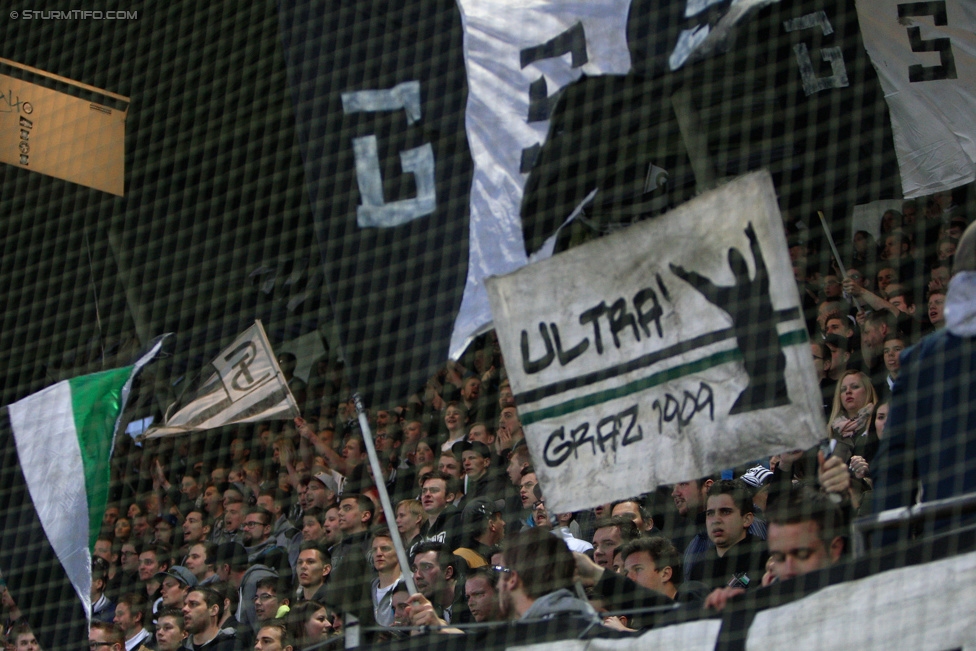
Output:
[873,328,976,542]
[688,532,769,590]
[420,505,461,550]
[188,628,236,651]
[324,531,376,631]
[590,570,675,629]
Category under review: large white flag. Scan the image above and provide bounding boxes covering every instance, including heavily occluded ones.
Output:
[486,171,823,513]
[856,0,976,197]
[145,321,299,438]
[450,0,633,358]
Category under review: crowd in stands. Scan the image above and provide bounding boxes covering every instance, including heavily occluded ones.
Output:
[2,191,972,650]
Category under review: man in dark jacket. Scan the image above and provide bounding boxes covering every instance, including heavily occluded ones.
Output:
[873,220,976,541]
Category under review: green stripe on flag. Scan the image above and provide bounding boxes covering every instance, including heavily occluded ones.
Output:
[521,329,809,425]
[778,328,809,347]
[69,365,134,550]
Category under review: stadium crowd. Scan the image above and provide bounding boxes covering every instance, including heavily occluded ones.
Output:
[2,191,972,651]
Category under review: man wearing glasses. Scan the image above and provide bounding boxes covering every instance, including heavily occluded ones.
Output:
[252,576,290,624]
[88,621,123,651]
[409,541,469,625]
[494,528,600,623]
[242,508,288,575]
[117,542,141,597]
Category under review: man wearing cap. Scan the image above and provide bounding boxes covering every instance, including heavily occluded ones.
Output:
[873,220,976,539]
[454,498,506,567]
[157,566,198,611]
[307,473,339,511]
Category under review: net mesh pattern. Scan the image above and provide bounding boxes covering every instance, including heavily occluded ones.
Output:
[0,1,973,650]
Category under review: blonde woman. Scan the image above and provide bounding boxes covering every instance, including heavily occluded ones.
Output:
[828,370,878,461]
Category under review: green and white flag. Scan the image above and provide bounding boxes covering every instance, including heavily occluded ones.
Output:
[0,338,164,649]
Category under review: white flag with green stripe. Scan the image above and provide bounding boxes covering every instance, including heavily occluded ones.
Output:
[486,171,823,512]
[1,339,164,626]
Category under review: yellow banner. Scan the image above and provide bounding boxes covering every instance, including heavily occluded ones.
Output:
[0,61,127,196]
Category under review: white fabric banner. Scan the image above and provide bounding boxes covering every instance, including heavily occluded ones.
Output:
[856,0,976,197]
[146,320,299,438]
[450,0,632,358]
[487,171,823,513]
[747,550,976,650]
[508,620,721,651]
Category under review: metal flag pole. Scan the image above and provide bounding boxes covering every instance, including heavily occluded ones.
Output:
[353,392,418,596]
[818,211,863,311]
